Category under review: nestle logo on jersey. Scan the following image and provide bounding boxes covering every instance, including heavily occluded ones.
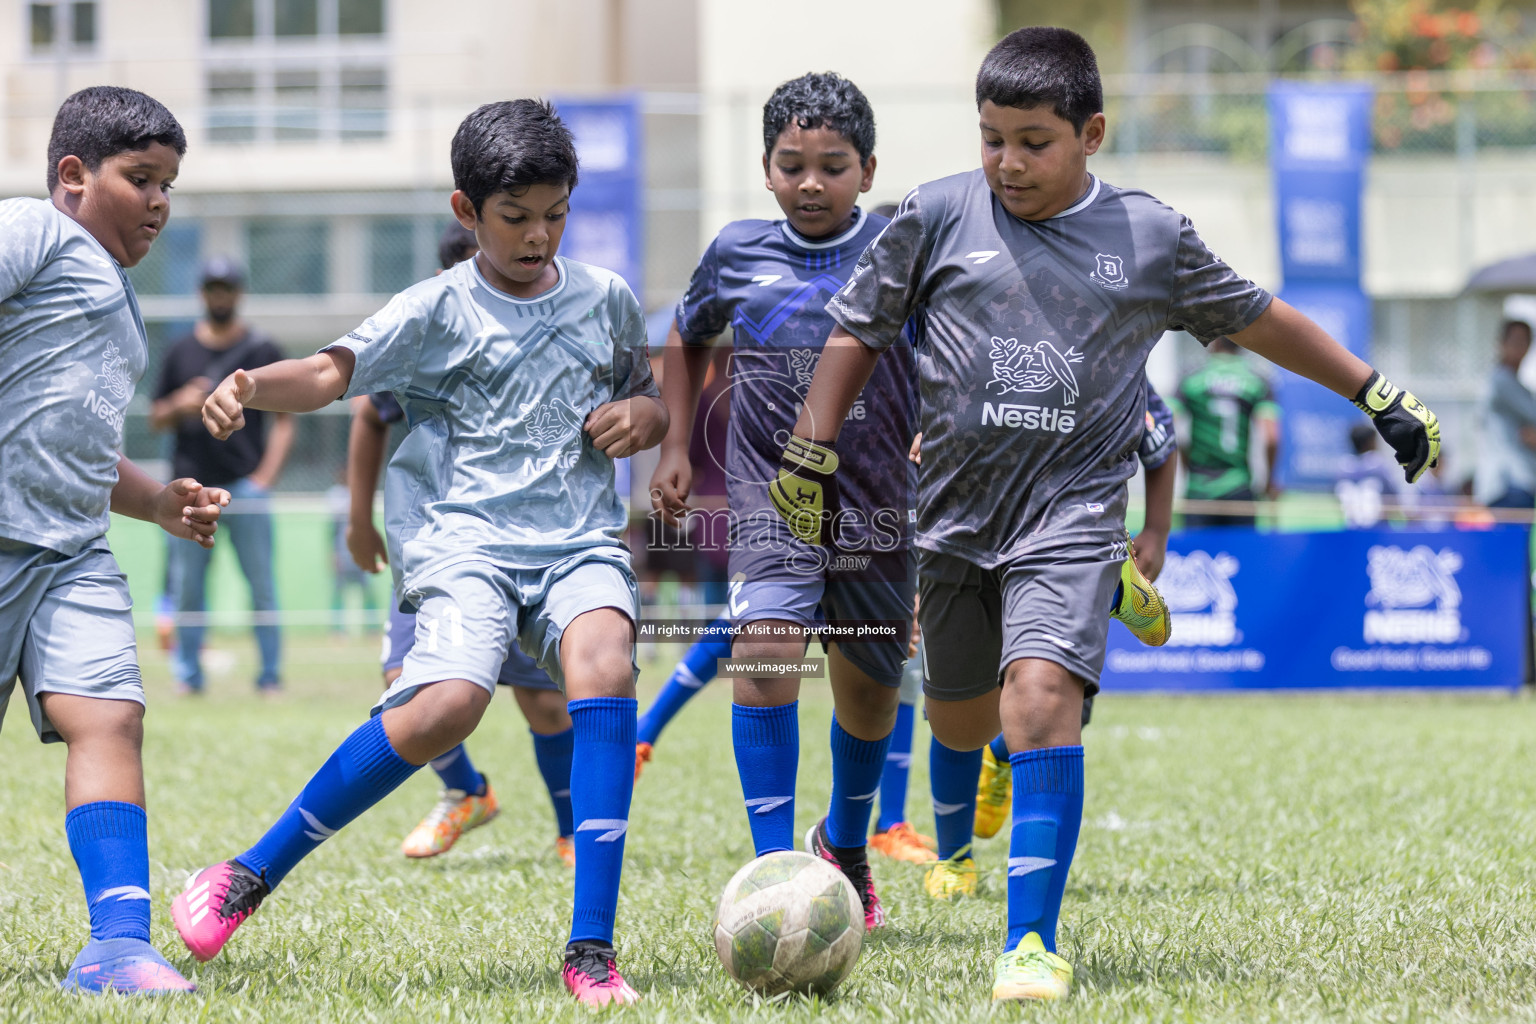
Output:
[981,402,1075,433]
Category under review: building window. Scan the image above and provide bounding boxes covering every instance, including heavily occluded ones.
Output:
[29,1,95,52]
[368,218,417,294]
[205,0,387,143]
[127,222,203,297]
[248,221,328,295]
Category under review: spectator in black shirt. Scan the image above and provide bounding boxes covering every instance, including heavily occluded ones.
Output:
[150,258,293,693]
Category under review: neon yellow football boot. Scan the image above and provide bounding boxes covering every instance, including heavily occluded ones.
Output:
[992,932,1073,1002]
[1110,534,1171,646]
[922,850,978,900]
[973,745,1011,839]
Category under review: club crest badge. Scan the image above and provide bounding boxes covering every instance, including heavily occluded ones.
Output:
[1090,252,1127,290]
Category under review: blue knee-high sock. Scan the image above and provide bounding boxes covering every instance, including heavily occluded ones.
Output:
[636,618,732,746]
[1006,746,1084,954]
[875,702,916,833]
[428,743,484,796]
[237,715,419,888]
[65,801,151,942]
[989,733,1010,762]
[732,702,799,855]
[531,727,575,838]
[825,715,892,849]
[929,738,983,860]
[568,698,636,945]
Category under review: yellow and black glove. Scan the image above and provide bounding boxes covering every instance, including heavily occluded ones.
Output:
[1353,370,1441,484]
[768,435,840,547]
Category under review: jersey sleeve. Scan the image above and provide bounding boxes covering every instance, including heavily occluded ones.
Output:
[1137,383,1177,470]
[1166,215,1273,344]
[610,282,660,402]
[675,237,729,346]
[0,202,57,306]
[324,290,432,400]
[826,188,931,352]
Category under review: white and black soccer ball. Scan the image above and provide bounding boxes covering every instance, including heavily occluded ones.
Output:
[712,851,865,996]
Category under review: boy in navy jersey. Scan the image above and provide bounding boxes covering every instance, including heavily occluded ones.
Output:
[651,73,916,928]
[774,29,1439,1001]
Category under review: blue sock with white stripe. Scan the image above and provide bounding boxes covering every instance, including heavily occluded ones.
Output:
[989,733,1010,762]
[1006,746,1084,954]
[65,801,151,941]
[825,715,892,849]
[732,702,799,855]
[637,617,732,746]
[568,697,636,944]
[531,727,575,838]
[875,701,916,832]
[929,737,983,860]
[237,715,418,888]
[427,743,485,796]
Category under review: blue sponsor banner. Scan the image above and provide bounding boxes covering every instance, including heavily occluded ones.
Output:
[1102,527,1529,691]
[1268,81,1375,488]
[1273,283,1372,486]
[553,96,644,298]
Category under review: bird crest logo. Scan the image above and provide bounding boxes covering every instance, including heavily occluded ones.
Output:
[1090,252,1127,290]
[789,348,820,393]
[986,337,1084,405]
[95,343,131,400]
[521,397,585,450]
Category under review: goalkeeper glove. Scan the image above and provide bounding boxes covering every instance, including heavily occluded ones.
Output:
[1353,370,1441,484]
[768,435,840,547]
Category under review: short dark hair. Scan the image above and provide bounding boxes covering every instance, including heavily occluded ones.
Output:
[1501,319,1532,343]
[46,86,186,192]
[450,99,579,215]
[976,27,1103,133]
[762,72,875,164]
[438,221,478,270]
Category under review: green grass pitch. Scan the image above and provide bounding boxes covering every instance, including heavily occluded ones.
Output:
[3,632,1536,1022]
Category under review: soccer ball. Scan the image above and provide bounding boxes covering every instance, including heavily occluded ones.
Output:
[712,851,865,997]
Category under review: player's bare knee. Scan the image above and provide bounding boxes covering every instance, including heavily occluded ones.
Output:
[515,686,572,733]
[43,693,144,749]
[392,679,490,752]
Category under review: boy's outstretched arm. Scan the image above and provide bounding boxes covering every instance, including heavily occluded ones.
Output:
[771,326,884,546]
[111,455,229,549]
[1133,457,1176,582]
[790,326,883,443]
[203,349,357,440]
[650,325,713,526]
[1230,298,1440,482]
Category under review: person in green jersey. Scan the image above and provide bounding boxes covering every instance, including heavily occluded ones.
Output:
[1174,336,1279,527]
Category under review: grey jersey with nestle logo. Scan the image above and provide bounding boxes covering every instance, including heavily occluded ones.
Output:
[829,170,1270,568]
[0,198,147,556]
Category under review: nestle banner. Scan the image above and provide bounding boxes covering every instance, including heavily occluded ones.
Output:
[1268,81,1375,489]
[554,96,644,298]
[1102,527,1529,691]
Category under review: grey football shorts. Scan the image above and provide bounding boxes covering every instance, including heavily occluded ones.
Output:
[377,555,639,712]
[917,546,1122,702]
[0,538,144,743]
[381,605,559,690]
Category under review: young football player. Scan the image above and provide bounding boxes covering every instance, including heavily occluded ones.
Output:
[650,73,918,929]
[346,221,575,865]
[173,99,666,1007]
[1,85,227,994]
[773,28,1439,1001]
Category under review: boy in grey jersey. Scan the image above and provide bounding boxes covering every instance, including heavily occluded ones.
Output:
[173,100,666,1008]
[772,28,1441,1003]
[1,86,226,995]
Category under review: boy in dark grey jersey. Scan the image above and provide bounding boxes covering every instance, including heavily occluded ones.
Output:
[771,28,1440,1003]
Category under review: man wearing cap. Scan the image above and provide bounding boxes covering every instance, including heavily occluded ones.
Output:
[150,258,292,693]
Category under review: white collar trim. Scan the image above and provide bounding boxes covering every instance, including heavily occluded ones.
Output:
[780,207,866,250]
[1048,176,1101,220]
[470,254,567,304]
